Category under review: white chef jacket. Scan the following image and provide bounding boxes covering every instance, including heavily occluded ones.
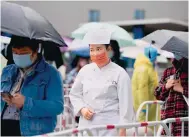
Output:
[69,62,135,135]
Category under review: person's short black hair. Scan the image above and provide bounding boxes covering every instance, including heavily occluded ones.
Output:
[10,35,39,52]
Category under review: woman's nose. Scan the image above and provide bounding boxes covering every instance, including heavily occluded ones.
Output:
[93,52,97,56]
[91,51,97,56]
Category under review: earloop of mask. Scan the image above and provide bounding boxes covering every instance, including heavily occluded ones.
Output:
[38,43,44,55]
[38,43,42,53]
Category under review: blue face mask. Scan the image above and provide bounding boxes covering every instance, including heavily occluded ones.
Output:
[13,53,33,68]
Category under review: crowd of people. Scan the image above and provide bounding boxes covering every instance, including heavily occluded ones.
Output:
[1,29,188,137]
[1,20,188,137]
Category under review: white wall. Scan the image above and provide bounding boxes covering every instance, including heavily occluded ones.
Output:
[10,1,188,36]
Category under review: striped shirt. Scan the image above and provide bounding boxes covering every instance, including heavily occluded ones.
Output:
[3,63,37,120]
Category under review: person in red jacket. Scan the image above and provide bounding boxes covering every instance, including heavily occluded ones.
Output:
[154,56,188,136]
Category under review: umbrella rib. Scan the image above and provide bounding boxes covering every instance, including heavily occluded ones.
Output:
[20,6,33,39]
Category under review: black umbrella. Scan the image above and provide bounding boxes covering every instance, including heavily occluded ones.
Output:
[142,29,187,48]
[162,35,188,59]
[1,2,66,47]
[142,29,188,58]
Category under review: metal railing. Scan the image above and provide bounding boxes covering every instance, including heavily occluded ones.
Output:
[37,121,170,136]
[157,117,189,136]
[136,100,164,121]
[136,100,164,136]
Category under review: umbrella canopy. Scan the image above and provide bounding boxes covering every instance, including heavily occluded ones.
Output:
[69,39,89,50]
[63,37,73,46]
[121,46,144,59]
[142,29,187,49]
[69,39,90,57]
[60,38,90,57]
[0,36,11,44]
[120,39,162,53]
[133,39,162,53]
[60,37,73,52]
[121,46,168,63]
[121,40,170,63]
[161,50,175,59]
[71,22,135,48]
[156,56,168,63]
[1,36,11,51]
[161,34,188,59]
[1,2,66,47]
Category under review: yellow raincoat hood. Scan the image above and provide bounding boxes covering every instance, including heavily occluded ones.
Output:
[132,54,159,122]
[134,54,153,69]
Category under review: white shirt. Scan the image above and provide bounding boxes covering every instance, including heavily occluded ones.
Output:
[69,62,135,125]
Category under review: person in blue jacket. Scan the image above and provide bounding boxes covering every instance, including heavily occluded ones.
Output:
[1,35,64,136]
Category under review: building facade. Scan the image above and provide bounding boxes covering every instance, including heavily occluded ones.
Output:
[11,1,188,36]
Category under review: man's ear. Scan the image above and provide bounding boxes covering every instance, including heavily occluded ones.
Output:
[31,50,38,57]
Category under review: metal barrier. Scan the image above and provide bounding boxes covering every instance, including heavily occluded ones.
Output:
[157,117,189,136]
[56,98,165,133]
[64,105,77,129]
[56,105,77,131]
[37,121,170,137]
[136,100,164,121]
[136,100,164,136]
[63,87,78,129]
[41,127,91,137]
[63,84,72,89]
[55,86,77,131]
[55,113,64,131]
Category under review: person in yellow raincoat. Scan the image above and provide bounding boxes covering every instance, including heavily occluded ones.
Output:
[132,46,159,122]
